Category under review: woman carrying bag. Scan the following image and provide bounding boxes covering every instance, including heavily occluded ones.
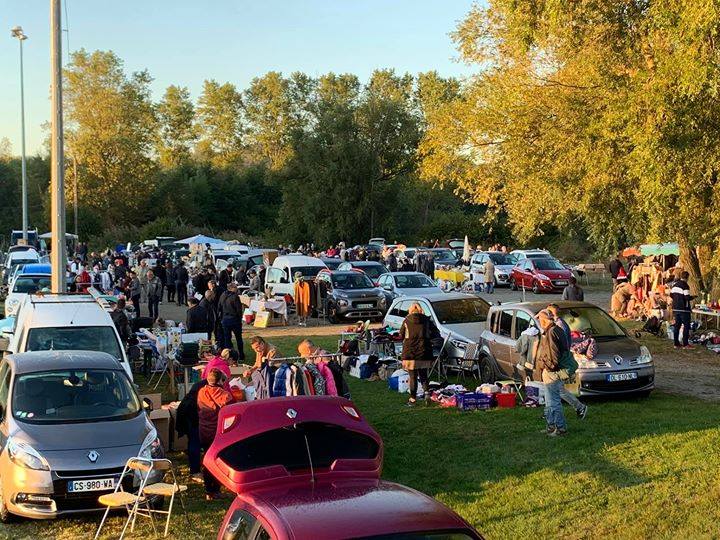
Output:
[400,303,441,406]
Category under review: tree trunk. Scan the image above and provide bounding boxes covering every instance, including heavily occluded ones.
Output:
[679,244,705,295]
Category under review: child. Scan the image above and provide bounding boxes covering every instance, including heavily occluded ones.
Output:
[197,368,235,500]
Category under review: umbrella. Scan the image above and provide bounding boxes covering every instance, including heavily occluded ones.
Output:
[622,246,641,257]
[462,235,471,263]
[174,234,225,246]
[640,243,679,256]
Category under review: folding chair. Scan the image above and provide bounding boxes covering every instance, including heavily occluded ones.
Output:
[458,342,481,383]
[140,458,191,537]
[495,379,524,402]
[94,457,156,540]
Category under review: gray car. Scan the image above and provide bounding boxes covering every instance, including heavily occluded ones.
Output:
[377,272,443,301]
[0,351,164,521]
[317,270,389,323]
[383,292,491,368]
[480,301,655,396]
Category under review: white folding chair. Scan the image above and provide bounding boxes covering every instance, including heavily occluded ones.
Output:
[140,458,191,537]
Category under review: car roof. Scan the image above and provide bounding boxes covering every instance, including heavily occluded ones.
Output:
[326,270,369,277]
[20,295,112,327]
[397,291,478,303]
[20,263,51,274]
[490,300,595,314]
[385,271,428,276]
[247,479,471,540]
[6,350,122,375]
[348,261,384,266]
[274,255,326,266]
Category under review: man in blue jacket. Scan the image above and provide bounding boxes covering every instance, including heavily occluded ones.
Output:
[671,271,695,349]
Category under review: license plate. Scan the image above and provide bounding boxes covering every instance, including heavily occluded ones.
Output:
[67,478,115,492]
[606,372,638,382]
[357,303,373,308]
[555,280,568,286]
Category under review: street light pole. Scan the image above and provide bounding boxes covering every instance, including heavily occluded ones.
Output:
[50,0,66,293]
[11,26,29,244]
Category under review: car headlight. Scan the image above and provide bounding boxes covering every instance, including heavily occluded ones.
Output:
[337,299,349,307]
[536,274,550,281]
[378,296,387,306]
[578,359,599,369]
[138,427,162,459]
[636,345,653,365]
[7,437,50,471]
[450,338,469,350]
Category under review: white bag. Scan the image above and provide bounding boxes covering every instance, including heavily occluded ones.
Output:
[524,379,546,405]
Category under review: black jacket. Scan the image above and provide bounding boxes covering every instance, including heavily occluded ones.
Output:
[175,265,189,284]
[400,313,440,361]
[110,309,132,343]
[186,304,209,333]
[609,259,624,279]
[220,290,244,319]
[670,279,694,313]
[175,380,208,437]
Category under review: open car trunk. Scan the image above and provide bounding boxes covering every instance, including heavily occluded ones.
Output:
[203,396,383,494]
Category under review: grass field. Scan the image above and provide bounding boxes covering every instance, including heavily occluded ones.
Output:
[2,335,720,539]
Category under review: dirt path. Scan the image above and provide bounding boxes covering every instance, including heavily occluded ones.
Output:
[652,349,720,401]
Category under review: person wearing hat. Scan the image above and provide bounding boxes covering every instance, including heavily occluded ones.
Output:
[536,310,569,436]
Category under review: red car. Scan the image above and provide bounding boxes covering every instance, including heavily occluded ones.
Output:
[204,396,482,540]
[510,258,573,294]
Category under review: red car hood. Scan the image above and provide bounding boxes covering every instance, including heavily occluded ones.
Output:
[203,396,383,494]
[235,478,480,540]
[537,269,571,279]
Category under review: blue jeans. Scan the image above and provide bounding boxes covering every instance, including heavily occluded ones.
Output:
[485,281,494,294]
[559,383,583,412]
[542,373,567,431]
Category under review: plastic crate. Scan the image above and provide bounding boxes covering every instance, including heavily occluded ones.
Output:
[496,392,517,408]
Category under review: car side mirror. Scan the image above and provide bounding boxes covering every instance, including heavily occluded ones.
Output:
[142,397,154,412]
[383,285,392,291]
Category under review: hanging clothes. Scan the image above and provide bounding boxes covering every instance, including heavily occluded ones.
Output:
[251,363,274,400]
[273,364,290,397]
[326,359,350,399]
[316,361,338,396]
[305,363,326,395]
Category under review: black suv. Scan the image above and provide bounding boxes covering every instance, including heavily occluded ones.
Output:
[316,270,389,323]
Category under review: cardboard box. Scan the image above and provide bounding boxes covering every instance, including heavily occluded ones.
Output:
[140,393,162,410]
[162,403,188,452]
[149,409,171,451]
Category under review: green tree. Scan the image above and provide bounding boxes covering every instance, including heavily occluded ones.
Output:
[156,85,197,168]
[64,49,157,224]
[195,80,244,167]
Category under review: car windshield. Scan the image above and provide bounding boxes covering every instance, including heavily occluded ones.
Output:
[10,259,38,267]
[488,253,517,265]
[431,298,489,324]
[12,276,52,294]
[526,252,551,259]
[534,259,565,271]
[333,273,374,289]
[432,250,456,261]
[357,264,386,279]
[26,326,122,359]
[293,266,326,279]
[559,307,626,338]
[395,274,436,288]
[12,369,140,424]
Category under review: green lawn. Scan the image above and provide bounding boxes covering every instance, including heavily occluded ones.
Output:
[2,335,720,539]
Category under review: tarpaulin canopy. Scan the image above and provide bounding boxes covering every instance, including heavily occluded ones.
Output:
[640,243,679,256]
[622,246,641,257]
[39,232,78,239]
[174,234,225,246]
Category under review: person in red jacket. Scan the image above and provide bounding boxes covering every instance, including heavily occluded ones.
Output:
[76,265,91,293]
[197,368,235,500]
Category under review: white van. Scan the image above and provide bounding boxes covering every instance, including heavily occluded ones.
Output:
[265,255,327,298]
[1,293,133,380]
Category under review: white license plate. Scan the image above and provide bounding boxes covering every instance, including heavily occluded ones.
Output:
[67,478,115,492]
[606,372,638,382]
[357,303,373,308]
[555,280,568,286]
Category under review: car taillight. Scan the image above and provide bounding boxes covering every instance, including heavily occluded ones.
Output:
[341,405,360,419]
[222,414,239,433]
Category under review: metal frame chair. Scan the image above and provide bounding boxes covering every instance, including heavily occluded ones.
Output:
[139,458,191,537]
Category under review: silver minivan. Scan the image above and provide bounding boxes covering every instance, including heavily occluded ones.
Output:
[0,351,163,521]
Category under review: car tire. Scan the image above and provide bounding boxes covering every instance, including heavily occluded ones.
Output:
[479,356,497,383]
[0,478,15,523]
[532,281,541,294]
[328,306,339,324]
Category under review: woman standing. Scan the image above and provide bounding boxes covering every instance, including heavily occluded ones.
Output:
[399,303,440,406]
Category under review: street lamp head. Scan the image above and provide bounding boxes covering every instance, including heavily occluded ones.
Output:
[11,26,28,40]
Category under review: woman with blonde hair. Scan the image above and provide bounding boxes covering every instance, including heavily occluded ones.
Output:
[399,303,440,406]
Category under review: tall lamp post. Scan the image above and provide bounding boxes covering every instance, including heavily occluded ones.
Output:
[50,0,66,293]
[11,26,29,244]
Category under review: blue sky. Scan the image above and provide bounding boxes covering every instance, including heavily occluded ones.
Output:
[0,0,477,156]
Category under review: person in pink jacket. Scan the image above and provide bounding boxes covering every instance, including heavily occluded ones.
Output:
[200,349,232,389]
[298,339,338,396]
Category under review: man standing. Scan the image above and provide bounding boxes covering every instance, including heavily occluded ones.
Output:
[219,282,245,359]
[483,256,496,294]
[146,270,162,321]
[561,276,584,301]
[165,261,176,303]
[547,304,588,419]
[608,255,625,289]
[535,310,568,436]
[671,271,695,349]
[175,262,189,306]
[185,297,209,334]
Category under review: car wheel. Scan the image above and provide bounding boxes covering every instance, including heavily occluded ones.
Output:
[0,477,14,523]
[328,306,339,324]
[532,281,541,294]
[479,356,497,383]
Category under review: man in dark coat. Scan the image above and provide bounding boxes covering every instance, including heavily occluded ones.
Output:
[186,297,209,334]
[175,262,189,306]
[399,303,441,406]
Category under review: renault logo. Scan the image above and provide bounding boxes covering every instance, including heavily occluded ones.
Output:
[87,451,99,463]
[286,408,297,419]
[614,355,623,365]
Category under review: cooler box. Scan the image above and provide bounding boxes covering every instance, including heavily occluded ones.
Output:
[496,392,517,408]
[388,369,410,393]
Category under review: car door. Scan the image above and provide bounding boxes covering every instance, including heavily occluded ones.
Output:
[511,310,539,379]
[519,260,532,288]
[384,299,409,330]
[491,309,516,376]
